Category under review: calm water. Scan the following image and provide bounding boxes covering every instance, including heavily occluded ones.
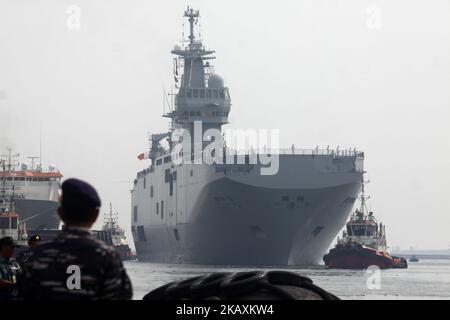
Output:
[124,259,450,300]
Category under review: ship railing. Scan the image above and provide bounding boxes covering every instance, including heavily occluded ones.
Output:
[147,146,362,160]
[226,148,364,158]
[135,147,364,179]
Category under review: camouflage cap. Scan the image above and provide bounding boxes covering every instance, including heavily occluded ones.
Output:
[61,178,101,209]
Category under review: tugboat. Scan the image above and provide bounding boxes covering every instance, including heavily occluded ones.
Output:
[102,203,136,261]
[323,176,407,269]
[409,255,419,262]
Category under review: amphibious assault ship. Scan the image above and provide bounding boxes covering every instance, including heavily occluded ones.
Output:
[131,7,364,265]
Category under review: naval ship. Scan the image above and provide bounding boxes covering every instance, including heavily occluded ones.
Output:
[0,149,61,231]
[131,7,365,265]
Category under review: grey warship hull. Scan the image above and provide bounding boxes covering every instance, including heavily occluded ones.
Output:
[135,179,360,265]
[132,153,363,265]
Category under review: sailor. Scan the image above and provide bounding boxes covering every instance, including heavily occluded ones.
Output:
[20,178,133,300]
[15,234,42,270]
[0,237,21,301]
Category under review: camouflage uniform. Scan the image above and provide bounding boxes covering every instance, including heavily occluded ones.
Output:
[16,234,42,270]
[0,255,20,300]
[20,227,132,300]
[15,249,33,271]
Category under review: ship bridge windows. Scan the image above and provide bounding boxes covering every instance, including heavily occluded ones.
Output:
[178,88,230,100]
[18,177,52,182]
[347,224,377,236]
[0,216,18,229]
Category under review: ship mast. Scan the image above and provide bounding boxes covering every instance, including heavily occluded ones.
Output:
[359,175,366,215]
[0,148,20,237]
[104,202,119,231]
[356,173,371,220]
[185,6,199,46]
[167,7,230,155]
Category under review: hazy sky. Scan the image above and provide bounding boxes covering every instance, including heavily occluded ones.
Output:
[0,0,449,250]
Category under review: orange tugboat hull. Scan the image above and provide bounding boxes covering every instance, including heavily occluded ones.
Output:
[323,245,408,269]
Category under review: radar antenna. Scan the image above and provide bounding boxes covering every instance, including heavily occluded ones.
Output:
[184,6,200,45]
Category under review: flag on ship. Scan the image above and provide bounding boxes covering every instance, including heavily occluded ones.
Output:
[137,152,149,160]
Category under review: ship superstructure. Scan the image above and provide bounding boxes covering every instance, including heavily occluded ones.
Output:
[0,153,28,243]
[340,179,387,250]
[131,7,365,265]
[0,149,62,230]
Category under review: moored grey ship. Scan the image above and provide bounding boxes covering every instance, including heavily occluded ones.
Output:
[131,7,364,266]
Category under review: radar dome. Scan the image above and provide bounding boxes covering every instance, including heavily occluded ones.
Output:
[208,74,224,88]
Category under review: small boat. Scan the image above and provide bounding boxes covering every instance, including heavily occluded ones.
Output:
[102,203,137,261]
[323,175,407,269]
[409,255,419,262]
